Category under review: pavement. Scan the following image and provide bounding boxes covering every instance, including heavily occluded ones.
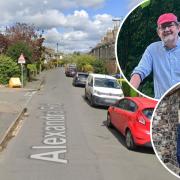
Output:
[0,70,46,151]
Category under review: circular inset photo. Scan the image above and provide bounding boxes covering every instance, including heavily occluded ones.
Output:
[151,83,180,178]
[116,0,180,100]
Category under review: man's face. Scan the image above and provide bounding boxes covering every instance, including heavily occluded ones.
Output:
[157,21,180,48]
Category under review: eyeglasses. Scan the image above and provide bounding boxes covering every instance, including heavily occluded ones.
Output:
[158,22,177,31]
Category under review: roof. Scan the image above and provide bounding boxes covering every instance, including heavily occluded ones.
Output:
[89,73,116,80]
[126,97,157,109]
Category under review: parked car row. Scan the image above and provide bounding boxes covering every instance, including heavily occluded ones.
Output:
[64,66,157,150]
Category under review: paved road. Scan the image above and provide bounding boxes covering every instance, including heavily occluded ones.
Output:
[0,88,36,143]
[0,68,177,180]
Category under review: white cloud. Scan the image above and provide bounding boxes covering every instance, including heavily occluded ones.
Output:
[23,10,67,29]
[0,0,105,25]
[42,10,113,52]
[0,0,116,52]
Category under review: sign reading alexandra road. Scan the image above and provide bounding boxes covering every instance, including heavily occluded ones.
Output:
[30,103,68,164]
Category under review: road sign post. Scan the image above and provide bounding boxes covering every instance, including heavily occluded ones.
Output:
[21,64,24,88]
[18,54,26,88]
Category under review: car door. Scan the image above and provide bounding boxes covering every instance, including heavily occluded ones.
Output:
[110,99,128,134]
[120,100,138,135]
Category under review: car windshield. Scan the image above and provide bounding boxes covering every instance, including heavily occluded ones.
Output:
[94,78,120,89]
[78,74,88,78]
[142,108,154,120]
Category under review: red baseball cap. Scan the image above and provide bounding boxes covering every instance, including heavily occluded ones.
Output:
[157,13,178,26]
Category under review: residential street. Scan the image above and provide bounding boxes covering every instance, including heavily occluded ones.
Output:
[0,68,177,180]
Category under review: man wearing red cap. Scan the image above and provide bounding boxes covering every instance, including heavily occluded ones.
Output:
[130,13,180,99]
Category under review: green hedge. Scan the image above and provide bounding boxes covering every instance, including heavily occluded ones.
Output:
[118,79,138,97]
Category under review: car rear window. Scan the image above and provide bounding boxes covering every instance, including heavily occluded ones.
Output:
[94,78,120,89]
[142,108,154,120]
[78,74,88,78]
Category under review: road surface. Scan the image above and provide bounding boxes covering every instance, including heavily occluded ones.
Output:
[0,68,177,180]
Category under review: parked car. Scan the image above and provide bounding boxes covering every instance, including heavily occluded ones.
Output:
[65,67,77,77]
[107,97,157,150]
[85,73,124,107]
[72,72,89,87]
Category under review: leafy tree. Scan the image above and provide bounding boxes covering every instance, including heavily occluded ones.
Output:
[6,41,32,63]
[83,64,94,72]
[6,23,45,63]
[92,59,107,74]
[0,33,9,53]
[75,54,95,71]
[0,55,20,84]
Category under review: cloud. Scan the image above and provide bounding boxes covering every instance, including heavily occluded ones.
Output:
[34,9,114,52]
[23,10,67,29]
[0,0,114,52]
[0,0,105,25]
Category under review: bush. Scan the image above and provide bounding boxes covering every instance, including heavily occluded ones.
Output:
[118,79,138,97]
[82,64,94,72]
[0,55,20,84]
[27,64,37,81]
[92,60,107,74]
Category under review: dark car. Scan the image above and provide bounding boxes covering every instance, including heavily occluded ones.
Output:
[65,67,77,77]
[72,72,88,87]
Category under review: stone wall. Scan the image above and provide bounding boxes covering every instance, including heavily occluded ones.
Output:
[152,85,180,175]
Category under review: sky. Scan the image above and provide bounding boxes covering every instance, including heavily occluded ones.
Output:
[0,0,143,53]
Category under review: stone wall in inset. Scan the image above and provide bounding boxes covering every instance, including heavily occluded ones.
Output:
[152,87,180,175]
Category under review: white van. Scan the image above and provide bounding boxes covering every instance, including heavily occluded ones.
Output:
[85,73,124,106]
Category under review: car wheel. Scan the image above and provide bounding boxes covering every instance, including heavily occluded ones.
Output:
[90,95,95,107]
[125,130,136,150]
[107,113,113,128]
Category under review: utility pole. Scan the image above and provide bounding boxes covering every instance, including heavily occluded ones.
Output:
[56,43,59,67]
[56,42,59,53]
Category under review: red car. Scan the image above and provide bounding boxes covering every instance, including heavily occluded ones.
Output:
[107,97,157,150]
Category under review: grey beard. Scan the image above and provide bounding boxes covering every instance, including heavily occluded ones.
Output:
[162,34,176,47]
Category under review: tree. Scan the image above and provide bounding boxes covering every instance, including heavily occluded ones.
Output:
[6,23,45,63]
[75,54,95,71]
[6,41,32,63]
[0,33,9,53]
[92,59,107,74]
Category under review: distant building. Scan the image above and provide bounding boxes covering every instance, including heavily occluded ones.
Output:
[43,47,55,62]
[89,23,120,74]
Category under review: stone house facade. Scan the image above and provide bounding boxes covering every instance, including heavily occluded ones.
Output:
[89,25,120,74]
[152,84,180,176]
